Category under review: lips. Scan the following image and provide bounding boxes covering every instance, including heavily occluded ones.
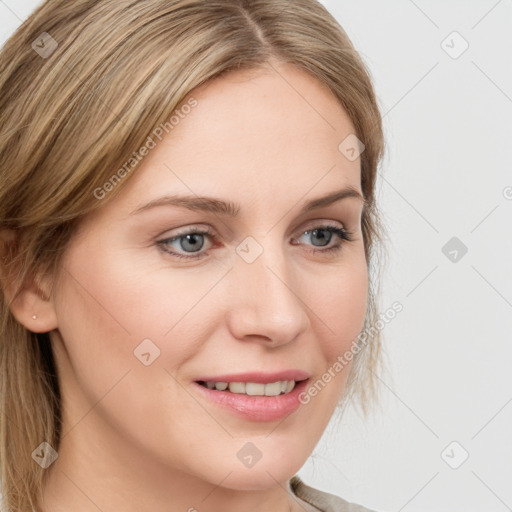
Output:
[192,370,311,422]
[194,370,310,384]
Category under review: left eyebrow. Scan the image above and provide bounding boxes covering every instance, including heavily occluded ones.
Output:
[129,186,365,217]
[298,186,365,215]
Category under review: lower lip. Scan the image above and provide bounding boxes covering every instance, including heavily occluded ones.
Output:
[193,379,309,422]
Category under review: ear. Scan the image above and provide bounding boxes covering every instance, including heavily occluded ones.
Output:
[0,229,58,333]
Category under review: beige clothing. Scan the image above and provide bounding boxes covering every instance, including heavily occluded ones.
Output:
[290,476,376,512]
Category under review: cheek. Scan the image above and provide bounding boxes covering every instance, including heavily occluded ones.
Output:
[52,246,210,455]
[54,241,223,374]
[305,257,369,363]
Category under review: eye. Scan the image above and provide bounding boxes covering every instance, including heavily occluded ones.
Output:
[292,224,353,255]
[157,227,215,260]
[157,223,354,261]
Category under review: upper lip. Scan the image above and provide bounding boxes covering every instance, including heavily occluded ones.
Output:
[195,370,310,384]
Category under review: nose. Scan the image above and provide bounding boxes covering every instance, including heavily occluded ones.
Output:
[224,239,311,347]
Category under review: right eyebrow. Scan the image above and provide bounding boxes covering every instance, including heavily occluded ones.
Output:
[129,194,240,217]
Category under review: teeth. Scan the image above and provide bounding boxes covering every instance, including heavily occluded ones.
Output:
[286,380,295,393]
[245,383,265,395]
[203,380,297,396]
[229,382,246,394]
[264,381,282,396]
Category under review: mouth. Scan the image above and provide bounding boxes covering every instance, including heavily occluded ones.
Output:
[196,379,299,396]
[192,371,311,422]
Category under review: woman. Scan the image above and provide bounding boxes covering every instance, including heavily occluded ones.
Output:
[0,1,385,511]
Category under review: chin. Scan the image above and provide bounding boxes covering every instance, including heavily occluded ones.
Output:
[182,443,307,491]
[211,466,298,491]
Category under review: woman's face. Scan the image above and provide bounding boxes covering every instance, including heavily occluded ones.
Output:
[48,61,368,498]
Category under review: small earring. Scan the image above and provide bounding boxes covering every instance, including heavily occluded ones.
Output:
[32,315,37,320]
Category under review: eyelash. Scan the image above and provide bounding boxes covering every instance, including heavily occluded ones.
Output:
[157,224,354,261]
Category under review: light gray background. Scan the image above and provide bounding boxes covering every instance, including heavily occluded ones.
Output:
[1,1,511,511]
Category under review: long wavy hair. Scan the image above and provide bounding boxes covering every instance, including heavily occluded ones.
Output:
[0,1,385,510]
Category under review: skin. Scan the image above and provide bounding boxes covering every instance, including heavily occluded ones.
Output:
[10,60,368,512]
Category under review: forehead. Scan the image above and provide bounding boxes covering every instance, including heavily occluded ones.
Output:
[183,61,357,158]
[99,62,361,219]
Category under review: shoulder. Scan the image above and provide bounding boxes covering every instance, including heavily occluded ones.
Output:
[290,475,378,512]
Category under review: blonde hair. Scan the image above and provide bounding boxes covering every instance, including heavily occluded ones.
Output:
[0,0,385,510]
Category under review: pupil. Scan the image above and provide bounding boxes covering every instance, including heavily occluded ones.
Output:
[312,228,331,247]
[181,233,203,252]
